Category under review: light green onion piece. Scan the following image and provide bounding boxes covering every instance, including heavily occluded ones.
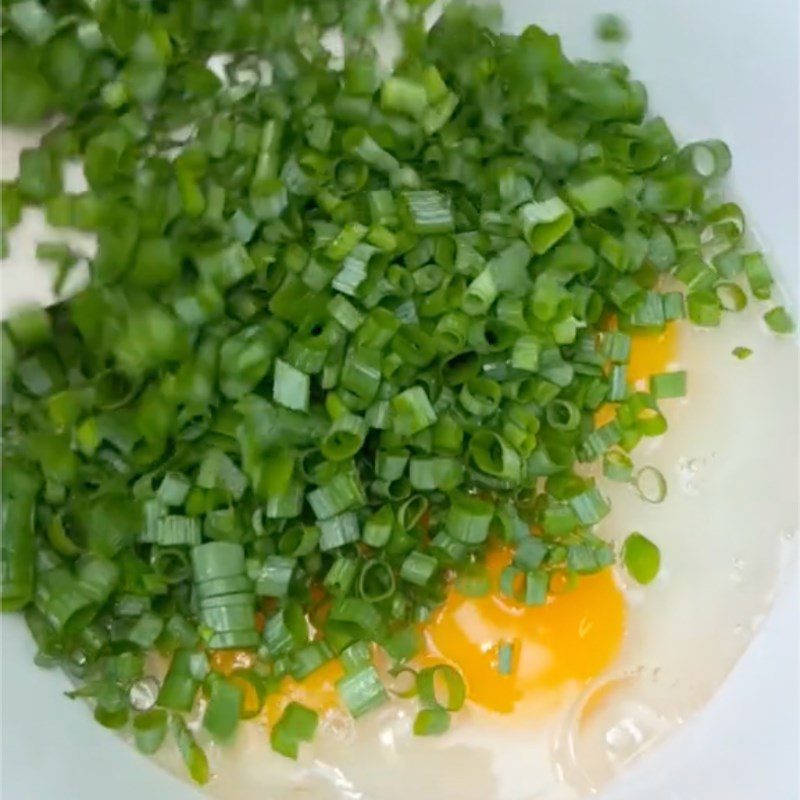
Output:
[743,253,773,300]
[413,707,451,736]
[400,550,438,586]
[649,371,687,399]
[387,666,418,698]
[357,558,395,602]
[133,709,168,755]
[171,714,209,785]
[566,175,625,216]
[270,702,319,760]
[416,664,466,711]
[622,532,661,585]
[319,513,360,551]
[497,640,516,676]
[363,506,395,548]
[764,306,795,334]
[715,282,748,312]
[454,564,491,598]
[341,640,373,674]
[401,190,454,234]
[634,466,667,504]
[321,414,368,461]
[203,678,243,744]
[569,486,611,525]
[336,666,388,718]
[446,492,494,544]
[603,449,634,482]
[273,359,310,412]
[254,556,296,597]
[391,386,437,436]
[518,197,574,254]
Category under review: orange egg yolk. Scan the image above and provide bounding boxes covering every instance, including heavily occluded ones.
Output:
[595,322,679,427]
[210,646,345,726]
[423,547,626,714]
[212,554,625,722]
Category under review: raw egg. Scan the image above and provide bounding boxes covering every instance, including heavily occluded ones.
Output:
[423,547,626,714]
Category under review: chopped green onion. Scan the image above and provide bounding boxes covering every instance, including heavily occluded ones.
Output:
[603,449,634,482]
[634,466,667,504]
[337,666,388,718]
[569,486,611,525]
[401,190,454,234]
[497,640,517,676]
[743,253,773,300]
[171,715,209,785]
[595,13,628,42]
[133,709,168,755]
[416,665,466,711]
[622,532,661,585]
[270,702,319,760]
[649,371,687,399]
[413,707,450,736]
[391,386,438,436]
[273,359,310,412]
[254,556,296,597]
[319,513,360,551]
[519,198,574,254]
[203,678,243,744]
[400,551,438,586]
[715,282,748,312]
[764,306,795,334]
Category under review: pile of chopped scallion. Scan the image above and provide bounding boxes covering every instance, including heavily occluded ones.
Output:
[1,0,794,782]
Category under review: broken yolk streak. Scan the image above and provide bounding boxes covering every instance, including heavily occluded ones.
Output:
[423,547,626,714]
[211,648,345,726]
[262,660,344,726]
[595,322,679,428]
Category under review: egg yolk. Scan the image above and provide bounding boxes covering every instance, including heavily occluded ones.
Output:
[262,660,344,725]
[209,326,680,724]
[212,552,625,722]
[423,547,626,714]
[595,322,679,428]
[627,323,678,388]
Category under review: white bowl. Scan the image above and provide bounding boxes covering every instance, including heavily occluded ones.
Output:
[1,1,797,798]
